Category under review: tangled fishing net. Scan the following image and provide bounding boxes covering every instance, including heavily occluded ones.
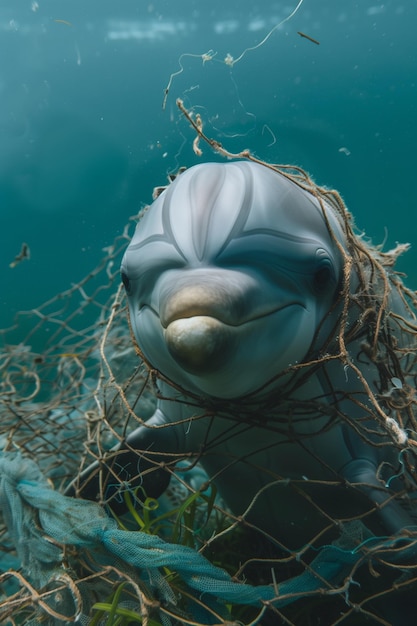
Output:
[1,101,417,626]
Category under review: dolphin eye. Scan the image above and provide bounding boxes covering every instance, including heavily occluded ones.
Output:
[312,262,336,295]
[121,271,131,294]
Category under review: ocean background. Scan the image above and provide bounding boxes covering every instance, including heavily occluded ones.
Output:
[1,0,416,331]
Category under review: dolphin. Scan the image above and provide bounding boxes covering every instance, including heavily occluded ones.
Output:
[71,160,417,549]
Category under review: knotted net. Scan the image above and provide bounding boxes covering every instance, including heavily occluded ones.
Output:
[1,102,417,625]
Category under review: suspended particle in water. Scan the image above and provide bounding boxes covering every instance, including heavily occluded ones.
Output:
[297,31,320,45]
[201,50,217,64]
[54,19,73,27]
[75,42,81,66]
[9,243,30,268]
[262,124,277,147]
[338,146,351,156]
[224,53,234,66]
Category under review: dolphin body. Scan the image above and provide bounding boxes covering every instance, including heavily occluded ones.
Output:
[73,160,417,548]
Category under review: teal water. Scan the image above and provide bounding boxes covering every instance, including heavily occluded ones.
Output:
[1,0,416,328]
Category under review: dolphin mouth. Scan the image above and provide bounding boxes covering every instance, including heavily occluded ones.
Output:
[163,307,242,329]
[160,286,246,328]
[160,285,302,329]
[163,305,295,328]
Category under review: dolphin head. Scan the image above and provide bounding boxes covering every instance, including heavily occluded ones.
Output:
[121,161,346,399]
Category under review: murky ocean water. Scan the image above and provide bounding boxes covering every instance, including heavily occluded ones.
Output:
[1,0,416,328]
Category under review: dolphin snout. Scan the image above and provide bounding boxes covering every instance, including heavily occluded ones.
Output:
[165,315,234,375]
[161,282,239,375]
[157,272,273,376]
[159,278,247,376]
